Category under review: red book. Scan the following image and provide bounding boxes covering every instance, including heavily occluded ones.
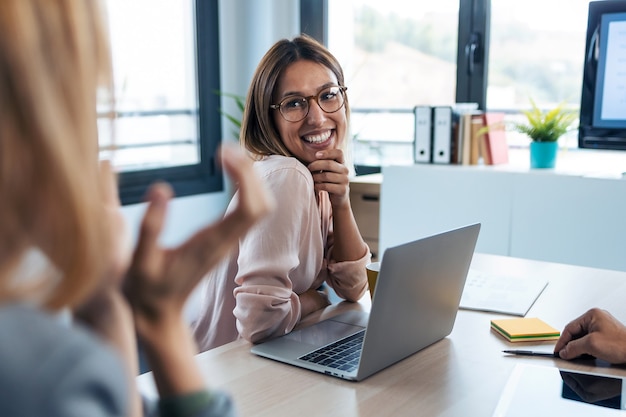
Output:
[481,113,509,165]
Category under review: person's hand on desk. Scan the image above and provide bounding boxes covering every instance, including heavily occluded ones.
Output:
[554,308,626,364]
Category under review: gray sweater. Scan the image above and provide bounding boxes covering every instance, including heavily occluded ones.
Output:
[0,304,235,417]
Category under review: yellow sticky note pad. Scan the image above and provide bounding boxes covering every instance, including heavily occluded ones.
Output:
[490,317,560,342]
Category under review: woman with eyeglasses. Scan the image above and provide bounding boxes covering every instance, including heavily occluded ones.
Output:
[193,35,370,351]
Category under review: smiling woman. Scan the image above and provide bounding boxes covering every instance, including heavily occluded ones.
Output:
[100,0,222,204]
[193,35,371,352]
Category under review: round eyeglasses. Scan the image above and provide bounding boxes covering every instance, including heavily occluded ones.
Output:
[270,85,347,122]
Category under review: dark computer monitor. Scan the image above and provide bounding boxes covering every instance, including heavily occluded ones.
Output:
[579,0,626,150]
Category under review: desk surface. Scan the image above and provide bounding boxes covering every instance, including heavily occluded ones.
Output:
[137,253,626,416]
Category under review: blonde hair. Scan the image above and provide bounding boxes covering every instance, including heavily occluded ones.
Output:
[0,0,113,309]
[241,34,351,159]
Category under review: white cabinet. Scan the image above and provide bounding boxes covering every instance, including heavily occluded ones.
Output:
[380,164,626,272]
[349,174,382,261]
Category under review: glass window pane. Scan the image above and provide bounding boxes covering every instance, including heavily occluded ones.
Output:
[351,110,416,166]
[488,0,590,110]
[100,0,199,172]
[328,0,459,166]
[330,0,458,108]
[488,1,591,147]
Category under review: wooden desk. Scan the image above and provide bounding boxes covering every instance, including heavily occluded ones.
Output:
[137,253,626,416]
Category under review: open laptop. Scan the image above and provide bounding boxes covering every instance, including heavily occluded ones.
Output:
[250,223,481,381]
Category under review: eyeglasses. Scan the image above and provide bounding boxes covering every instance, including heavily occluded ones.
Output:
[270,85,347,122]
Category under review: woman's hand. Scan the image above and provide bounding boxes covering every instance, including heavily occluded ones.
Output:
[308,149,368,263]
[555,308,626,364]
[298,288,331,318]
[76,146,272,404]
[123,145,273,396]
[73,160,134,345]
[308,149,350,208]
[73,160,141,417]
[124,145,274,343]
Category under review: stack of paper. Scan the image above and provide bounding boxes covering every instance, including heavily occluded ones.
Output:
[460,270,548,316]
[490,317,560,342]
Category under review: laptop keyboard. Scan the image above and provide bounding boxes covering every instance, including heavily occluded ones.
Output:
[298,330,365,372]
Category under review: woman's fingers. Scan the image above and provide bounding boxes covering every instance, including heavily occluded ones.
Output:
[126,146,274,317]
[131,183,172,278]
[221,144,275,225]
[99,160,132,282]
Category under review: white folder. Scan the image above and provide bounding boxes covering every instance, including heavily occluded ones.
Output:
[413,105,432,163]
[432,106,452,164]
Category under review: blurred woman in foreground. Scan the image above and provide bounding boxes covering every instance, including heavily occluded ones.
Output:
[0,1,273,416]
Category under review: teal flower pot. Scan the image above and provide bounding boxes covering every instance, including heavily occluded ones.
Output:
[530,141,558,169]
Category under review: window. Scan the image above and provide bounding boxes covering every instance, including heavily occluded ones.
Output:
[100,0,222,205]
[326,0,460,169]
[320,0,597,165]
[488,0,591,148]
[488,1,589,109]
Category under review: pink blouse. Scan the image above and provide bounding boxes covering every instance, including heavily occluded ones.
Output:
[192,155,369,352]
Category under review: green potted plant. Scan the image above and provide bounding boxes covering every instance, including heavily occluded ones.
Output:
[215,90,245,139]
[512,98,577,169]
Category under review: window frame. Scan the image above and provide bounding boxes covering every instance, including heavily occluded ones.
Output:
[115,0,222,205]
[302,0,491,110]
[300,0,328,45]
[456,0,490,110]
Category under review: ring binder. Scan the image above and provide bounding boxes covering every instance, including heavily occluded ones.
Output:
[414,105,433,163]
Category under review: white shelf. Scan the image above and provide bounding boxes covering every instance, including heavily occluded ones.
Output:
[380,160,626,272]
[498,146,626,179]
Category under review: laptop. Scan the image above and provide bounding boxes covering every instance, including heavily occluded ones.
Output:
[250,223,481,381]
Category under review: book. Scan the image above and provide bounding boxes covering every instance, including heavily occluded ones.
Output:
[451,104,480,165]
[469,113,485,165]
[453,112,474,165]
[490,317,560,342]
[459,269,548,316]
[482,112,509,165]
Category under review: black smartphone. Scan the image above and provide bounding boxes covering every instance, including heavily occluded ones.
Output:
[560,369,624,409]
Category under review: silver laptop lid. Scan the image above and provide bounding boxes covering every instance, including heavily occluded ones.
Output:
[356,223,480,380]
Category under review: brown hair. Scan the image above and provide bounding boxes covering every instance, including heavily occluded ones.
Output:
[0,0,113,309]
[240,34,350,158]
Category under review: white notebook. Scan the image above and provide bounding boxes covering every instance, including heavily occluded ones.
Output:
[459,269,548,316]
